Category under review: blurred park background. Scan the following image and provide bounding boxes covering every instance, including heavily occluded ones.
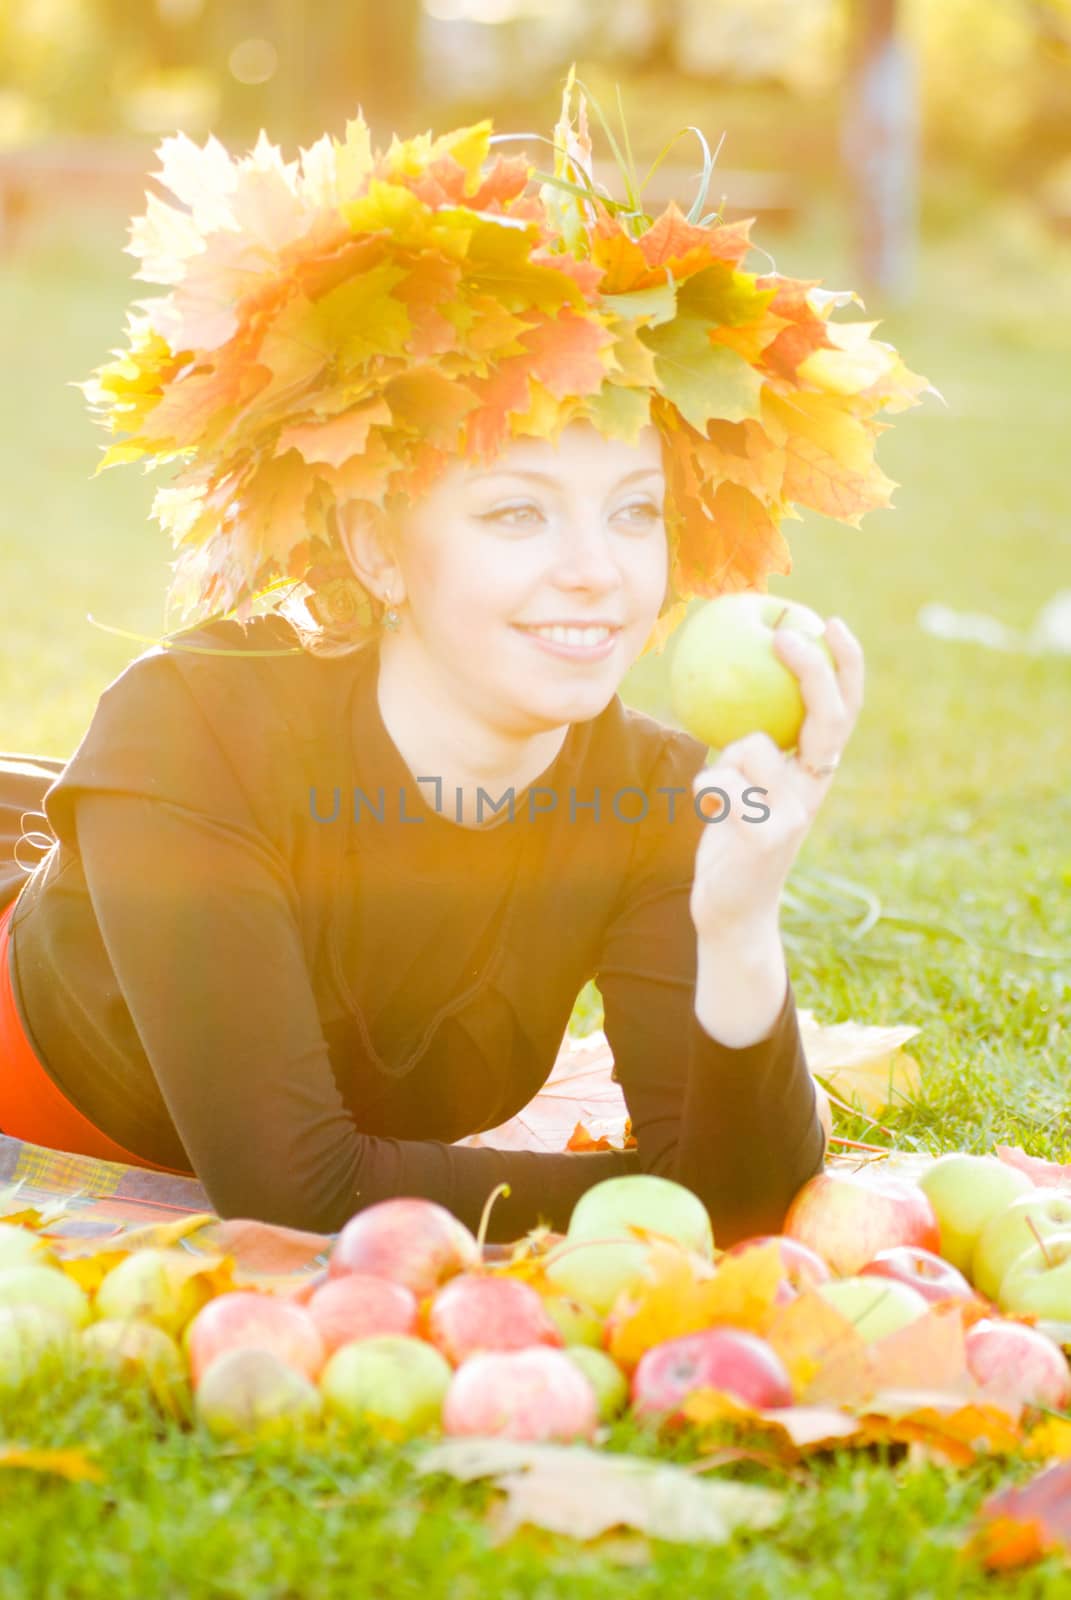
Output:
[1,2,1070,1121]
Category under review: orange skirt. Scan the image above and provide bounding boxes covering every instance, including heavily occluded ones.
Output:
[0,896,192,1175]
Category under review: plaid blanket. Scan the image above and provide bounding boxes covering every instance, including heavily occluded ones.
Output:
[0,1131,336,1297]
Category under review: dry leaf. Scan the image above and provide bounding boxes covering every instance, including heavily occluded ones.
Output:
[1025,1417,1071,1462]
[0,1445,105,1483]
[797,1008,922,1115]
[970,1460,1071,1570]
[764,1290,871,1403]
[682,1389,864,1456]
[605,1239,784,1373]
[858,1392,1022,1466]
[414,1438,784,1546]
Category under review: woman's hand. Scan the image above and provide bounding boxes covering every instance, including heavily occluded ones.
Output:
[688,615,865,947]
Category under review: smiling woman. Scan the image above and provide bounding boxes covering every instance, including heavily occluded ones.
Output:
[0,80,925,1243]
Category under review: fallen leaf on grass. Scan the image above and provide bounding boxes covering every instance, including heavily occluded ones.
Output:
[797,1009,922,1116]
[970,1460,1071,1570]
[0,1445,105,1483]
[605,1240,785,1372]
[414,1439,785,1547]
[859,1391,1022,1467]
[682,1389,865,1456]
[764,1290,871,1403]
[1025,1417,1071,1462]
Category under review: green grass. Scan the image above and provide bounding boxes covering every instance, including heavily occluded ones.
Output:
[2,194,1071,1593]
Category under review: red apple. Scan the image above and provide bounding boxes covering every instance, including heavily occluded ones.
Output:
[859,1246,976,1305]
[783,1170,939,1277]
[724,1234,832,1301]
[306,1273,418,1356]
[442,1346,598,1442]
[965,1317,1071,1409]
[425,1273,563,1366]
[185,1290,325,1387]
[631,1326,792,1425]
[328,1199,480,1299]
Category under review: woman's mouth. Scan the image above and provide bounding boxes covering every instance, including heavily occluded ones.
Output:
[512,623,622,661]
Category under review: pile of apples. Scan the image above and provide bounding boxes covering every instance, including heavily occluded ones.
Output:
[1,1157,1070,1444]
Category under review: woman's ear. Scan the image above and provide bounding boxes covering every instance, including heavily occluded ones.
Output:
[336,502,406,607]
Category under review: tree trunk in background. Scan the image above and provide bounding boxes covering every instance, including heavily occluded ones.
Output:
[842,0,918,305]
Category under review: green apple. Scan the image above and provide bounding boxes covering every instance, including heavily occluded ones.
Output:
[972,1190,1071,1301]
[562,1345,629,1421]
[81,1317,187,1386]
[917,1155,1033,1276]
[669,593,835,751]
[540,1293,605,1348]
[319,1334,452,1438]
[195,1347,323,1442]
[0,1223,56,1271]
[999,1231,1071,1319]
[0,1305,78,1387]
[543,1175,714,1316]
[816,1275,930,1343]
[95,1247,212,1338]
[0,1264,92,1329]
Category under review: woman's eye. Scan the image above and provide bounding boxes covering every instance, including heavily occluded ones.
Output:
[477,504,543,528]
[477,500,663,528]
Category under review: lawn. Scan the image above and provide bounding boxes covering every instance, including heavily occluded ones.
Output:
[1,193,1070,1594]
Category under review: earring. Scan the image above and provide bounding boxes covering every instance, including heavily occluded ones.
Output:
[382,587,402,632]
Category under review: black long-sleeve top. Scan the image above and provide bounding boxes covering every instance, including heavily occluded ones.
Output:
[7,613,825,1244]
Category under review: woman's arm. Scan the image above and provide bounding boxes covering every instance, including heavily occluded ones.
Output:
[595,835,824,1248]
[76,790,649,1240]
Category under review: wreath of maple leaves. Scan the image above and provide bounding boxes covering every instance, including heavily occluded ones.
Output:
[83,84,933,654]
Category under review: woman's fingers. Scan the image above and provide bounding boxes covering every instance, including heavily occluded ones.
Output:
[772,618,862,770]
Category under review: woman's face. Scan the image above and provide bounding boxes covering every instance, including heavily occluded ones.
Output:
[381,420,669,736]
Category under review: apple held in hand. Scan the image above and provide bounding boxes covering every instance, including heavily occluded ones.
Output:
[426,1273,563,1365]
[972,1190,1071,1303]
[631,1326,792,1426]
[859,1246,976,1306]
[306,1274,418,1357]
[328,1199,480,1299]
[965,1317,1071,1410]
[443,1346,599,1443]
[783,1170,939,1277]
[816,1276,930,1343]
[999,1231,1071,1319]
[669,593,835,752]
[320,1333,453,1438]
[917,1154,1033,1277]
[185,1290,325,1387]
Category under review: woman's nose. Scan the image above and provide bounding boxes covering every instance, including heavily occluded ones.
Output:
[550,522,625,594]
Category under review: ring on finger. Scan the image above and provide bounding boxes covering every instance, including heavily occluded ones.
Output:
[794,751,841,781]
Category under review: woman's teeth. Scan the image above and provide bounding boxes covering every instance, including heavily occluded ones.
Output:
[523,625,615,647]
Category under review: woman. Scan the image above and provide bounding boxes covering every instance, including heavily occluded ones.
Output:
[0,91,923,1243]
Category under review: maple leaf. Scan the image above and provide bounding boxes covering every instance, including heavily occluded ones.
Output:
[797,1008,922,1116]
[277,397,393,470]
[860,1395,1023,1467]
[0,1446,105,1484]
[677,480,792,596]
[764,1289,871,1402]
[682,1390,865,1456]
[414,1438,785,1547]
[605,1239,784,1373]
[970,1461,1071,1570]
[640,316,765,433]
